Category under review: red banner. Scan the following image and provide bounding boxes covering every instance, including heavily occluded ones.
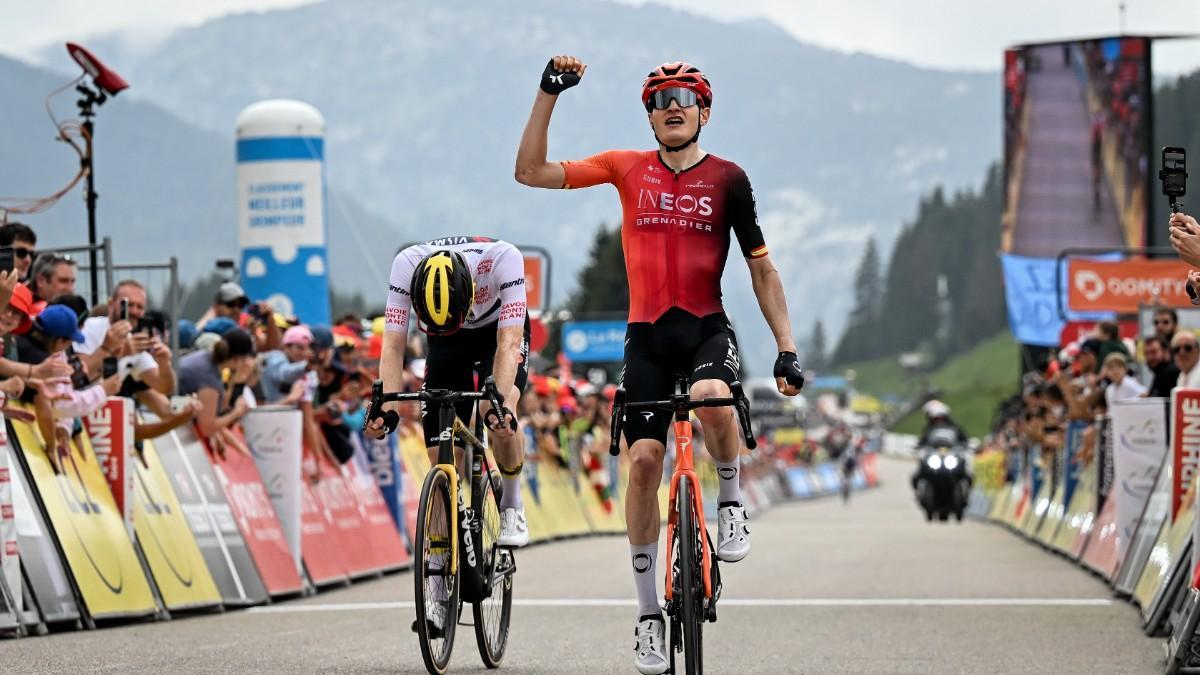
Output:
[344,457,409,570]
[1058,320,1138,348]
[1067,258,1192,312]
[207,428,304,596]
[1173,390,1200,521]
[298,479,349,585]
[84,398,133,531]
[309,448,378,576]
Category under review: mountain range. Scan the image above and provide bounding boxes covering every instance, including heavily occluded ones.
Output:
[8,0,1001,369]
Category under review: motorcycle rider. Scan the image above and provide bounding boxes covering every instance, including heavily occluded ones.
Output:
[911,400,970,490]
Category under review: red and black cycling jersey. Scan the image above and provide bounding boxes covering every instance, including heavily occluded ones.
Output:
[561,151,767,324]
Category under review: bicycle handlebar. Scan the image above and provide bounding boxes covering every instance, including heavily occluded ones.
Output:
[608,380,757,455]
[361,376,516,434]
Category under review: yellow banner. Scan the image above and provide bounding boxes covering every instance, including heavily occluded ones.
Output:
[10,412,156,618]
[132,437,222,610]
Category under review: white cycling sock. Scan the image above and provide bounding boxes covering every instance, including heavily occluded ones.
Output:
[716,457,741,505]
[501,475,523,510]
[630,542,660,617]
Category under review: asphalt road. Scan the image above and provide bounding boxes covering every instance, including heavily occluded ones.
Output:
[7,458,1164,674]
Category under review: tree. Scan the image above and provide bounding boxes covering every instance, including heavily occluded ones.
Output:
[831,237,885,364]
[805,319,827,371]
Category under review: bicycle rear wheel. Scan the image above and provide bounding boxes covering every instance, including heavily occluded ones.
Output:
[473,469,513,668]
[671,478,704,675]
[415,468,459,674]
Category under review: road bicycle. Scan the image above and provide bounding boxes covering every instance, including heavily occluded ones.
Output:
[364,377,516,674]
[608,375,755,675]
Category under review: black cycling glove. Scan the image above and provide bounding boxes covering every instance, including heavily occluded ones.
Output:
[773,351,805,391]
[539,59,581,95]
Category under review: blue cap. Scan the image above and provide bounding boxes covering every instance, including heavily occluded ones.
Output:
[36,305,86,343]
[310,324,334,350]
[201,317,237,336]
[178,319,198,349]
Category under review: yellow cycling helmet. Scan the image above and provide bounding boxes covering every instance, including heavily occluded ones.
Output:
[410,250,473,335]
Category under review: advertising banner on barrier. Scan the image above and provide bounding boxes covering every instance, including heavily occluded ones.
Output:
[298,477,348,586]
[241,407,303,574]
[310,449,378,576]
[345,440,409,570]
[1115,461,1173,596]
[5,444,79,622]
[397,433,428,544]
[83,398,134,536]
[156,425,268,606]
[1172,390,1200,521]
[9,414,156,620]
[1134,477,1197,622]
[208,429,303,596]
[1111,398,1169,561]
[0,429,18,615]
[131,436,222,611]
[1081,493,1121,579]
[360,431,401,531]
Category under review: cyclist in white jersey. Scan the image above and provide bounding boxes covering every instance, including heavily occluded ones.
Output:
[366,235,531,547]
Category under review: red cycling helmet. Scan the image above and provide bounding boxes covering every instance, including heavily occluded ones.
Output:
[641,62,712,109]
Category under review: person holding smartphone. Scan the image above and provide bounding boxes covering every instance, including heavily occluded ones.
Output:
[75,279,176,397]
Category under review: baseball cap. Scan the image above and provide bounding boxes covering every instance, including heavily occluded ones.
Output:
[202,316,238,336]
[35,304,85,342]
[309,325,334,350]
[7,284,34,335]
[215,282,249,306]
[178,319,198,349]
[283,325,314,346]
[222,328,255,357]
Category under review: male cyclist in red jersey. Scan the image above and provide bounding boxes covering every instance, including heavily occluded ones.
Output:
[515,55,805,674]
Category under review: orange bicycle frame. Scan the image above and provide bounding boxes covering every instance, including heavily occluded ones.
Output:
[663,416,713,602]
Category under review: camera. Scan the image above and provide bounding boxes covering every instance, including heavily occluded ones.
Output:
[1159,146,1187,212]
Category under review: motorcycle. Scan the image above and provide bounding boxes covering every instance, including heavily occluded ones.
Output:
[912,429,970,522]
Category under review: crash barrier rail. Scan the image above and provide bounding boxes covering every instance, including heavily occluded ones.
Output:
[0,399,880,638]
[966,391,1200,673]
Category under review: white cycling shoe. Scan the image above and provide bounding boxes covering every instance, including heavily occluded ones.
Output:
[497,507,530,548]
[716,502,751,563]
[633,614,669,675]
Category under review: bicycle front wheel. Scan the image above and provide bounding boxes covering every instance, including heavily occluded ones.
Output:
[473,469,513,668]
[414,467,459,675]
[673,478,704,675]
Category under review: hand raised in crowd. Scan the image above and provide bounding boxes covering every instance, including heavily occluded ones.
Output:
[0,269,18,311]
[1188,269,1200,299]
[28,377,71,402]
[102,320,134,355]
[148,336,171,362]
[32,357,73,380]
[231,396,250,419]
[1169,212,1200,267]
[101,373,123,397]
[0,375,24,398]
[129,331,153,354]
[281,377,306,406]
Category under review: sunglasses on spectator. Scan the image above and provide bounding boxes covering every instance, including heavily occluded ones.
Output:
[13,247,34,260]
[1173,344,1197,355]
[1156,319,1174,326]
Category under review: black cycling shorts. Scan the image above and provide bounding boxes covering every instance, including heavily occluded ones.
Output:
[421,316,529,446]
[620,308,741,445]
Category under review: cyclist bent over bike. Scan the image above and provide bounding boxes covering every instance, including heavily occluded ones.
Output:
[365,237,531,549]
[515,55,805,674]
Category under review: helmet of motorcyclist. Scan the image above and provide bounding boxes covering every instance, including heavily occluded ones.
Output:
[923,400,950,420]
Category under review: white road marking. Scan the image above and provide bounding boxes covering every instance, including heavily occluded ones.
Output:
[245,597,1113,614]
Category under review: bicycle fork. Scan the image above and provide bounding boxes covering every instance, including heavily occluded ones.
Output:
[664,419,718,613]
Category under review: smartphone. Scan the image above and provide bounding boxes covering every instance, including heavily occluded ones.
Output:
[1160,146,1187,202]
[102,357,119,379]
[0,247,16,274]
[119,297,129,322]
[68,354,90,390]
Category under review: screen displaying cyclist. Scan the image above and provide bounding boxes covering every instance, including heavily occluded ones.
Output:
[365,236,532,548]
[515,56,805,674]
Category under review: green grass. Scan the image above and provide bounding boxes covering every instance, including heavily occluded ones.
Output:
[833,333,1020,437]
[889,332,1020,437]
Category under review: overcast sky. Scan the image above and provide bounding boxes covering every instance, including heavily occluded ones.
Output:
[5,0,1199,73]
